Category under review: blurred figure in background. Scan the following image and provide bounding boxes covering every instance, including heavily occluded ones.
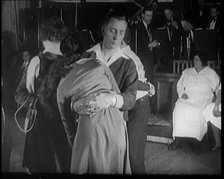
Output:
[206,4,220,32]
[134,6,159,83]
[203,84,221,152]
[162,8,184,71]
[20,49,32,73]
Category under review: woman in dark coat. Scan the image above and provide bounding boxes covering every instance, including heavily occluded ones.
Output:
[15,17,71,173]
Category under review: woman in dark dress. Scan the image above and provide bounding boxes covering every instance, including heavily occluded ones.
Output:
[15,17,71,173]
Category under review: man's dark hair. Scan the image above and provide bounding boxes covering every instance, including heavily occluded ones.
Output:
[99,9,128,41]
[164,7,174,13]
[60,31,83,58]
[142,6,154,14]
[102,9,127,27]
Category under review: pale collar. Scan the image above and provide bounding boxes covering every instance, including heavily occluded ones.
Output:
[193,66,208,74]
[87,43,129,66]
[43,40,62,55]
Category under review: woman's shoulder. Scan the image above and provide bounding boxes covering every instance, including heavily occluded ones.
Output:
[204,66,216,72]
[29,56,40,65]
[182,67,194,74]
[203,66,218,76]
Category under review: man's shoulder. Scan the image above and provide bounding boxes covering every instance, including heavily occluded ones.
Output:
[114,56,136,69]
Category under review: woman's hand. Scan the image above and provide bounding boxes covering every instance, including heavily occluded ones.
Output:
[213,105,221,117]
[172,21,179,29]
[95,92,116,109]
[148,40,160,51]
[181,93,188,100]
[148,82,155,97]
[71,92,116,117]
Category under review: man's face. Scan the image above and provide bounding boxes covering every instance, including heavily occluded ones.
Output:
[210,7,219,19]
[103,18,127,49]
[142,10,153,25]
[164,9,173,21]
[23,51,31,62]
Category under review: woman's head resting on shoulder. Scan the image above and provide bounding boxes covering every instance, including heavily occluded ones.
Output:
[60,31,83,58]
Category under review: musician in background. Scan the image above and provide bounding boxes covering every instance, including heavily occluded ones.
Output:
[20,49,32,73]
[162,8,184,71]
[134,6,159,83]
[206,4,220,32]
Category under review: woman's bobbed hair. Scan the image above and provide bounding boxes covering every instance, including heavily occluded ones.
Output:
[193,51,208,66]
[40,17,68,43]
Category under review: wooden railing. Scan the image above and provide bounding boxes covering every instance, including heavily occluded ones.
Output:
[173,60,193,73]
[152,72,180,121]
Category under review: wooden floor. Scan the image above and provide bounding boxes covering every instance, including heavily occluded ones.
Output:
[2,109,221,175]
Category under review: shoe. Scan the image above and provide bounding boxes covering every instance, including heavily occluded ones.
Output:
[191,143,201,155]
[168,140,181,150]
[25,167,32,175]
[212,146,221,152]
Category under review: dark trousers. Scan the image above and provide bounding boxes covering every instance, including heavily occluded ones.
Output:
[1,112,12,172]
[127,95,150,174]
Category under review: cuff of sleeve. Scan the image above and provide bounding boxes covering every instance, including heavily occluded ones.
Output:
[114,94,124,109]
[136,90,148,100]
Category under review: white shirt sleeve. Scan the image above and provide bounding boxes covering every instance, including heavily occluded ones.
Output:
[26,56,40,93]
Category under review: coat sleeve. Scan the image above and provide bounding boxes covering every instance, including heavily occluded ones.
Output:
[15,71,36,109]
[119,60,138,111]
[57,84,76,147]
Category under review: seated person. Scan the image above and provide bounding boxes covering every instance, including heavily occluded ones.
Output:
[168,52,220,154]
[20,48,32,72]
[203,84,221,151]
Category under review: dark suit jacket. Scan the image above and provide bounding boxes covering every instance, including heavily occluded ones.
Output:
[206,16,221,32]
[162,16,185,60]
[134,20,156,81]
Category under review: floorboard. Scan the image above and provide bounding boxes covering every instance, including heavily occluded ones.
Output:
[3,110,221,175]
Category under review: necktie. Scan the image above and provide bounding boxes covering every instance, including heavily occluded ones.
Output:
[209,18,216,29]
[147,25,153,42]
[167,22,173,41]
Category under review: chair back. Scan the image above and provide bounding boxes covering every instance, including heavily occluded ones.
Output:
[173,60,193,73]
[207,61,218,69]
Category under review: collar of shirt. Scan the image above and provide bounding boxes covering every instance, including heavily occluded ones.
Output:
[87,43,129,66]
[43,42,62,56]
[212,17,217,21]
